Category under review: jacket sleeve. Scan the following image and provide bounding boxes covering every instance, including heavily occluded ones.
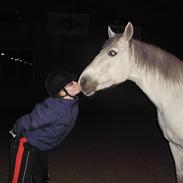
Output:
[15,101,62,133]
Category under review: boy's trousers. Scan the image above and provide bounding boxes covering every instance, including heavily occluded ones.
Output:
[8,133,49,183]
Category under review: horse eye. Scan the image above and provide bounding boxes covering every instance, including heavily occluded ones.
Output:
[108,50,117,57]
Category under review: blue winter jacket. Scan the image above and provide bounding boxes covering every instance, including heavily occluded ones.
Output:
[15,97,79,151]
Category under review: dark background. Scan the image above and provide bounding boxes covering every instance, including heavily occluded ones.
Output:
[0,1,182,182]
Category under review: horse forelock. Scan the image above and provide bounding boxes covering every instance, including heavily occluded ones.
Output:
[102,34,122,49]
[130,39,183,84]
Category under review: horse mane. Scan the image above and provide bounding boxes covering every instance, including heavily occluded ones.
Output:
[130,39,183,84]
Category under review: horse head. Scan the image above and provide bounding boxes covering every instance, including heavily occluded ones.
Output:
[79,22,134,96]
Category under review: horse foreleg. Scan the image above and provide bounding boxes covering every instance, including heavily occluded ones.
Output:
[169,142,183,183]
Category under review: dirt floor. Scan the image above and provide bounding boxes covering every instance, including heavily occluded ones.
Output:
[0,105,177,183]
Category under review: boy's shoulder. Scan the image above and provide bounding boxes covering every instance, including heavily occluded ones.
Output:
[40,97,79,109]
[42,97,63,106]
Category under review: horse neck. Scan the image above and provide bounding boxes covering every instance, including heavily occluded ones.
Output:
[129,40,183,110]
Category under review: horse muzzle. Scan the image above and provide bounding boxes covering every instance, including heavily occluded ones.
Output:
[79,75,98,96]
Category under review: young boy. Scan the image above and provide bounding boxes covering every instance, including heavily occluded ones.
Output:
[8,69,81,183]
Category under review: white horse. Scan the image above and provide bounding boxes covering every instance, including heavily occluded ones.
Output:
[78,22,183,183]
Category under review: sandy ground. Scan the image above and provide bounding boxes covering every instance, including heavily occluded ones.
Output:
[0,106,177,183]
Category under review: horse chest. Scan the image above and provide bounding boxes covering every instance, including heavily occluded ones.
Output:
[157,109,183,145]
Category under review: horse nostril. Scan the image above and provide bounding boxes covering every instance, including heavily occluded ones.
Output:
[80,77,88,87]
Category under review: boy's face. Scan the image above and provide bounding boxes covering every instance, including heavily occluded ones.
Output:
[64,81,81,96]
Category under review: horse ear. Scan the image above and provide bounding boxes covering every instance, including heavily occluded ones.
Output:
[108,26,116,38]
[122,22,134,41]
